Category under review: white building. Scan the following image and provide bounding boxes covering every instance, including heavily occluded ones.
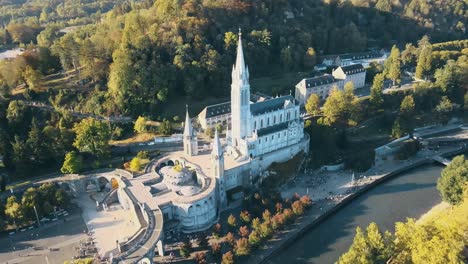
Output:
[295,74,336,104]
[332,64,366,90]
[145,30,309,233]
[295,64,366,106]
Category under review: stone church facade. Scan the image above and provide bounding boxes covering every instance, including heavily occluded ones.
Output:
[147,31,309,233]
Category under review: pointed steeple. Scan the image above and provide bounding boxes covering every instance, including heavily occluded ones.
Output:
[235,28,247,75]
[212,128,222,157]
[184,105,192,137]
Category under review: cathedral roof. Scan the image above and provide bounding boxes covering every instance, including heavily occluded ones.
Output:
[250,95,297,116]
[257,122,289,137]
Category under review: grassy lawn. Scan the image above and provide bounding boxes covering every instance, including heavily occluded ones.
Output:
[110,132,157,146]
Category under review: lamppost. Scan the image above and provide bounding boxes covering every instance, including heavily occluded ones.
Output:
[33,206,40,227]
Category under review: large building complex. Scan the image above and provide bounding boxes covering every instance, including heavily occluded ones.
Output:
[142,31,309,234]
[295,64,366,104]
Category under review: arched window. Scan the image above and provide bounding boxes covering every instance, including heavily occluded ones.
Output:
[280,114,283,123]
[287,112,290,121]
[273,116,276,124]
[267,118,270,126]
[254,121,256,130]
[261,120,263,128]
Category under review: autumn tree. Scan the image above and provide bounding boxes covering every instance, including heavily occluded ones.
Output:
[239,210,251,224]
[225,232,235,246]
[227,214,237,228]
[234,238,250,256]
[305,93,321,116]
[134,116,147,133]
[392,95,415,138]
[239,226,250,238]
[222,251,235,264]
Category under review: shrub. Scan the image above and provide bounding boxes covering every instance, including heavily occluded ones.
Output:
[234,238,250,256]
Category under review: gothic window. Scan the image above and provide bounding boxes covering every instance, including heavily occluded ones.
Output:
[261,120,263,128]
[254,121,256,130]
[273,116,276,124]
[267,118,270,126]
[287,112,290,121]
[280,114,283,122]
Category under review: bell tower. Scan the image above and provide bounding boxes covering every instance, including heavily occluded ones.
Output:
[230,28,251,147]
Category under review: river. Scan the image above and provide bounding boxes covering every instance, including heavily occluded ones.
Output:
[271,164,443,264]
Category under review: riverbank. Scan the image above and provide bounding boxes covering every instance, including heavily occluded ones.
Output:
[245,144,468,264]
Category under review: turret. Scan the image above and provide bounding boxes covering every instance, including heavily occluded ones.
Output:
[183,105,198,156]
[211,128,227,209]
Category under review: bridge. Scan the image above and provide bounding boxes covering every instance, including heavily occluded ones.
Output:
[432,156,451,166]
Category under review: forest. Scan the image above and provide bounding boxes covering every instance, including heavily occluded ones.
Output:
[0,0,466,179]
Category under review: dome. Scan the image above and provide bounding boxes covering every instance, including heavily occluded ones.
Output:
[178,186,201,197]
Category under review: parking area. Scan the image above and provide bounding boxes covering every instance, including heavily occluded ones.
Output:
[0,205,88,264]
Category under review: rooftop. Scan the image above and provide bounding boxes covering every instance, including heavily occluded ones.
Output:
[339,64,365,75]
[298,74,335,89]
[257,122,289,137]
[250,95,297,115]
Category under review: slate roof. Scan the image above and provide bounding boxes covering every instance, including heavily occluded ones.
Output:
[250,95,296,116]
[203,102,231,119]
[257,122,289,137]
[301,75,335,88]
[340,64,365,75]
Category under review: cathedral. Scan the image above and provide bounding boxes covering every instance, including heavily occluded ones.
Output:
[148,30,309,233]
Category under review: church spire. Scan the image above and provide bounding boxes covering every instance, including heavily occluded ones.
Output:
[212,128,222,158]
[235,28,247,76]
[183,105,192,137]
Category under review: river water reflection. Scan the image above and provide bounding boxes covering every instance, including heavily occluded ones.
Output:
[271,165,443,264]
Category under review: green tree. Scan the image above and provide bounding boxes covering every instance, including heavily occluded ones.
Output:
[387,46,401,86]
[392,95,415,138]
[158,119,172,136]
[280,46,293,70]
[435,62,463,103]
[61,151,83,174]
[5,196,23,227]
[437,155,467,205]
[434,96,453,124]
[179,238,192,258]
[248,230,262,248]
[415,38,432,80]
[370,73,384,109]
[375,0,392,12]
[22,66,43,90]
[134,116,147,133]
[305,93,320,116]
[21,187,39,219]
[6,100,27,126]
[322,84,360,127]
[55,189,70,208]
[73,118,111,158]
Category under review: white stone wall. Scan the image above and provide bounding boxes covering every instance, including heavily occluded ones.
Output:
[250,107,300,132]
[173,191,217,232]
[201,114,231,130]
